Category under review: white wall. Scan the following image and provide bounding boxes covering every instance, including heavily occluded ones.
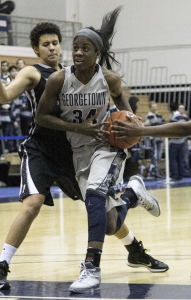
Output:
[76,0,191,84]
[12,0,66,21]
[78,0,191,49]
[5,0,191,84]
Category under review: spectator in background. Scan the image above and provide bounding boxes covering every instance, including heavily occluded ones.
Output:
[169,102,187,181]
[19,96,33,136]
[124,97,141,180]
[16,59,26,71]
[1,61,10,85]
[144,102,165,179]
[0,101,16,154]
[8,66,21,137]
[178,104,190,177]
[9,65,32,137]
[110,96,141,180]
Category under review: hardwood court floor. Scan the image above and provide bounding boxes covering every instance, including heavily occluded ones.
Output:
[0,184,191,299]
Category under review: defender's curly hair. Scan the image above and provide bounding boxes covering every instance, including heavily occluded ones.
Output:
[87,6,123,70]
[30,22,62,49]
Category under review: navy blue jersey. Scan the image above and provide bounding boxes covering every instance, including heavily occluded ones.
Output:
[19,63,73,170]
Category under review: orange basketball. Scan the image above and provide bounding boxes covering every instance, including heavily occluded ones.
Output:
[106,110,141,149]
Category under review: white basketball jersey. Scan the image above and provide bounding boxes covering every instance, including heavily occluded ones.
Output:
[59,64,110,149]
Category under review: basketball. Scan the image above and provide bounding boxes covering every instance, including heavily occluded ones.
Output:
[106,110,141,149]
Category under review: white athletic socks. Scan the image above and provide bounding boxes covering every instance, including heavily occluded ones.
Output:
[0,243,17,264]
[120,230,134,246]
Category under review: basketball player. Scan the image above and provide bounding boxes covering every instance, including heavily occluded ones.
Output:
[36,7,168,294]
[0,20,168,292]
[110,114,191,138]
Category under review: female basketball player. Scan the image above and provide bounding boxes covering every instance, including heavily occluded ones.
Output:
[0,20,168,292]
[36,7,168,293]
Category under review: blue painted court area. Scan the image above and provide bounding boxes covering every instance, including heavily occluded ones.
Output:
[0,178,191,202]
[0,280,191,299]
[0,186,64,202]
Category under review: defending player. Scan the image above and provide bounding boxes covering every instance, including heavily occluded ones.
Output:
[111,114,191,138]
[36,7,168,294]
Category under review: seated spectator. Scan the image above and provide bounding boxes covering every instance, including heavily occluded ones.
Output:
[19,96,33,136]
[0,102,16,154]
[178,104,190,177]
[144,102,165,179]
[8,65,32,137]
[16,58,26,71]
[123,96,141,180]
[169,102,189,181]
[8,66,22,138]
[1,61,10,85]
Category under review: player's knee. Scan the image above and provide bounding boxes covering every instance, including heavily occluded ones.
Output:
[22,194,44,219]
[106,208,118,235]
[115,204,128,233]
[85,189,107,242]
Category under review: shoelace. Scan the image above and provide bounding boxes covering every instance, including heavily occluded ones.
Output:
[138,197,153,210]
[0,261,10,275]
[138,241,150,255]
[76,262,96,282]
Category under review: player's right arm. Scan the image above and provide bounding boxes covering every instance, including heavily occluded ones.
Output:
[111,115,191,138]
[0,66,40,104]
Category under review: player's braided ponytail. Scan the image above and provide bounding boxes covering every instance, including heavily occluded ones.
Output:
[87,6,122,70]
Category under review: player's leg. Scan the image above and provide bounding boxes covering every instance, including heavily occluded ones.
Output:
[0,194,45,290]
[0,138,56,290]
[69,146,127,293]
[114,223,169,272]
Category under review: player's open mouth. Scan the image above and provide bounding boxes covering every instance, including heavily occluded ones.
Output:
[75,59,83,64]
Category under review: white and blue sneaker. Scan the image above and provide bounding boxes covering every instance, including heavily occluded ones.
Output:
[69,262,101,294]
[128,175,161,217]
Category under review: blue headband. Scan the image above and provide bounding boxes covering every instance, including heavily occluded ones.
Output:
[74,28,103,51]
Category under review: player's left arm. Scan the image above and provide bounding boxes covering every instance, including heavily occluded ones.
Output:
[102,68,132,112]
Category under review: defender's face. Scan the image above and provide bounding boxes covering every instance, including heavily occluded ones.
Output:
[34,34,61,66]
[72,36,99,70]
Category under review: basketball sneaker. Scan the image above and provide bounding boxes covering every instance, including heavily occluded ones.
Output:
[126,239,169,273]
[127,175,161,217]
[69,262,101,294]
[0,261,11,290]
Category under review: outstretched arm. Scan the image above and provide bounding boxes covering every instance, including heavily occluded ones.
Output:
[111,115,191,138]
[35,70,109,141]
[0,65,39,104]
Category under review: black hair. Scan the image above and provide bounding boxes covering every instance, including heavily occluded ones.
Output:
[129,96,139,114]
[86,6,122,70]
[30,22,62,48]
[1,60,9,66]
[170,101,178,112]
[8,65,17,72]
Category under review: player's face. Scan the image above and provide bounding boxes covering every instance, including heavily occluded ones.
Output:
[34,34,61,67]
[72,36,99,70]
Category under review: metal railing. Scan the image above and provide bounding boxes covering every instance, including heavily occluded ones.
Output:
[0,14,82,49]
[112,49,191,116]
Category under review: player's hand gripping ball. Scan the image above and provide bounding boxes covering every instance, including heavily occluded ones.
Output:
[106,110,142,149]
